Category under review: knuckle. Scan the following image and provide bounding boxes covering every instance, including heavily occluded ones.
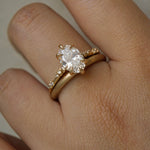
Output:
[8,3,48,36]
[0,69,22,97]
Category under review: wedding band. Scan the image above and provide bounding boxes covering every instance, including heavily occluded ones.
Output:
[48,44,106,100]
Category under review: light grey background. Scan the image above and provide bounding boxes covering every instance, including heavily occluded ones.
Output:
[0,0,150,137]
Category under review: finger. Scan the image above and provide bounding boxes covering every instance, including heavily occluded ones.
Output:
[0,69,64,149]
[63,0,150,61]
[0,132,30,150]
[8,3,91,85]
[7,3,109,106]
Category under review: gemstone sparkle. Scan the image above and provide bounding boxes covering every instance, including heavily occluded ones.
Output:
[57,45,85,73]
[48,81,54,88]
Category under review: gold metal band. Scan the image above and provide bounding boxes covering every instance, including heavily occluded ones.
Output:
[49,52,105,100]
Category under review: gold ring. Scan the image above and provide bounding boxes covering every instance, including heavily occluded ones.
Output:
[48,44,106,100]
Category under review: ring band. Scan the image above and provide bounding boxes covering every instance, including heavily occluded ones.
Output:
[48,44,106,100]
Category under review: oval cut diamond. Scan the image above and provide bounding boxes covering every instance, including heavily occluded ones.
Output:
[57,45,85,73]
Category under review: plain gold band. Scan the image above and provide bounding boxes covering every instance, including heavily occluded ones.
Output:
[50,53,105,100]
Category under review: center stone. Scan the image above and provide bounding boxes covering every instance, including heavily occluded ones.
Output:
[58,45,85,73]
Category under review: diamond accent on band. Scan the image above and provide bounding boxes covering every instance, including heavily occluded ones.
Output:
[48,81,54,88]
[57,45,86,73]
[82,48,100,57]
[48,45,103,92]
[57,70,62,74]
[48,67,66,90]
[56,74,59,78]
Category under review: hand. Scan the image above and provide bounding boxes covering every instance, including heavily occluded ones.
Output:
[0,1,150,150]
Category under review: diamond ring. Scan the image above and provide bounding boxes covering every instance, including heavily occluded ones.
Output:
[48,44,106,100]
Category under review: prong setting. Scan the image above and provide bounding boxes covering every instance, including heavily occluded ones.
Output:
[48,45,105,99]
[57,45,86,74]
[58,44,64,49]
[56,53,62,60]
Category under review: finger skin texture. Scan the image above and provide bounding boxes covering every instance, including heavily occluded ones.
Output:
[63,0,150,62]
[1,1,150,150]
[0,132,30,150]
[0,69,65,150]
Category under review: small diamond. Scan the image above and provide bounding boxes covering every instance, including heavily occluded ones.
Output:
[56,74,59,78]
[48,81,54,88]
[57,45,85,73]
[92,48,96,53]
[92,48,99,54]
[57,70,62,74]
[87,50,90,54]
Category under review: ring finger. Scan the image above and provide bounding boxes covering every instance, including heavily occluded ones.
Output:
[8,3,109,107]
[8,3,90,83]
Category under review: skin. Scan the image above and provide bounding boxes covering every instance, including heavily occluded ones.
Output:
[0,0,150,149]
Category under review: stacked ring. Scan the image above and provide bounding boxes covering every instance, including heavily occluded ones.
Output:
[48,44,106,100]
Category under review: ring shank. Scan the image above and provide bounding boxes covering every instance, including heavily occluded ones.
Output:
[50,53,105,100]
